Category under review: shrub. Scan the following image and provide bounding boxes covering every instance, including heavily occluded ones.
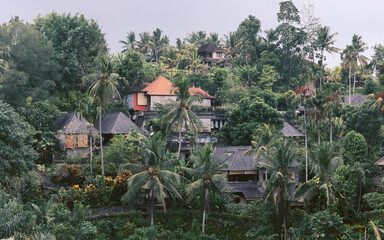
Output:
[112,170,132,202]
[52,164,85,186]
[342,131,368,165]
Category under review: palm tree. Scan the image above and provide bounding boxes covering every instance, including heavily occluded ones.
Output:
[351,34,369,94]
[245,123,282,180]
[341,45,356,104]
[316,26,339,88]
[235,64,259,87]
[119,31,137,52]
[83,55,123,177]
[370,44,384,78]
[186,47,205,74]
[321,82,342,143]
[259,138,297,239]
[182,143,227,234]
[296,142,343,209]
[160,47,179,79]
[161,77,203,158]
[148,28,169,65]
[120,133,182,225]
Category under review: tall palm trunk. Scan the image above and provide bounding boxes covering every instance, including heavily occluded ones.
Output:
[348,66,352,104]
[177,129,182,159]
[353,73,356,95]
[202,186,209,234]
[149,188,154,225]
[99,104,104,177]
[330,110,333,144]
[88,124,93,173]
[304,106,308,182]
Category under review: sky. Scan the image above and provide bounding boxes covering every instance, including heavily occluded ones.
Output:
[1,0,383,67]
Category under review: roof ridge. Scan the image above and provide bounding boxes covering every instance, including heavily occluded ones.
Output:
[110,112,120,133]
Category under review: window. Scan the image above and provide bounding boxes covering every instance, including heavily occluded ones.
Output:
[65,135,77,149]
[137,93,148,106]
[77,134,88,148]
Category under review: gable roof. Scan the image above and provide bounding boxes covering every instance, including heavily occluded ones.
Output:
[53,112,96,134]
[375,156,384,166]
[342,95,368,107]
[94,112,139,134]
[141,76,215,99]
[198,43,217,53]
[281,121,304,137]
[217,181,264,199]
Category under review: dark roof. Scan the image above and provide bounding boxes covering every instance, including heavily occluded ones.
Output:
[198,43,217,53]
[281,121,304,137]
[217,182,264,199]
[53,112,96,134]
[342,95,368,107]
[94,112,139,134]
[214,145,300,171]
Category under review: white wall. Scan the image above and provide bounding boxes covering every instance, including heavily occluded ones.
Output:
[150,96,177,109]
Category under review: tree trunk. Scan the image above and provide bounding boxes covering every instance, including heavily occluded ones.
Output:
[149,188,154,225]
[283,201,288,240]
[304,107,308,182]
[320,48,324,89]
[348,67,352,104]
[353,73,356,95]
[177,128,182,159]
[99,105,104,177]
[89,125,93,173]
[330,110,333,144]
[202,186,209,234]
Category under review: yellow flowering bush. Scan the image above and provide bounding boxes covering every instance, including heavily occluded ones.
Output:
[112,170,132,201]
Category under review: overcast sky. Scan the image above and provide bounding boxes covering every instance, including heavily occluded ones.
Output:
[1,0,383,67]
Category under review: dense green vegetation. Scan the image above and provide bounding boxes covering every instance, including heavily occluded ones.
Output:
[3,1,384,239]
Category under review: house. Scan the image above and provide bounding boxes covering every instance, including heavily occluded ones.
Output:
[53,112,97,158]
[94,112,140,145]
[198,43,231,66]
[374,157,384,187]
[215,146,300,203]
[281,120,304,137]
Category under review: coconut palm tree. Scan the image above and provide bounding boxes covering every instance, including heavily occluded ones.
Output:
[182,143,227,234]
[83,55,123,177]
[351,34,369,94]
[296,141,343,209]
[341,45,356,104]
[316,26,339,87]
[321,82,342,143]
[148,28,169,65]
[161,77,203,159]
[119,31,137,52]
[120,133,182,225]
[160,47,179,79]
[259,138,297,239]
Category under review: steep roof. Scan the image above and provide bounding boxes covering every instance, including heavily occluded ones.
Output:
[189,87,215,99]
[142,76,175,96]
[141,76,215,99]
[214,145,300,171]
[342,95,368,107]
[94,112,139,134]
[198,43,217,53]
[281,121,304,137]
[53,112,96,134]
[217,182,264,199]
[375,156,384,166]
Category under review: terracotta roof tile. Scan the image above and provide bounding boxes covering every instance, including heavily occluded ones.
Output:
[142,76,175,95]
[141,76,215,99]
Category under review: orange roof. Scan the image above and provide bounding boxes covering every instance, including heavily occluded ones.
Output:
[189,88,215,99]
[141,76,215,99]
[142,76,175,95]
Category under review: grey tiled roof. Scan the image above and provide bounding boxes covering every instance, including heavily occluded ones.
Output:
[218,182,264,199]
[342,95,368,107]
[94,112,139,134]
[281,121,304,137]
[53,112,96,134]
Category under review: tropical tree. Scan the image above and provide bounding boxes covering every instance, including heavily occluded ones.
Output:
[182,143,227,234]
[315,26,339,87]
[120,133,182,225]
[321,82,342,143]
[341,45,356,104]
[161,77,203,158]
[235,65,259,87]
[83,55,123,177]
[119,31,137,52]
[351,34,369,94]
[160,47,179,79]
[296,142,343,209]
[148,28,169,65]
[259,138,297,239]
